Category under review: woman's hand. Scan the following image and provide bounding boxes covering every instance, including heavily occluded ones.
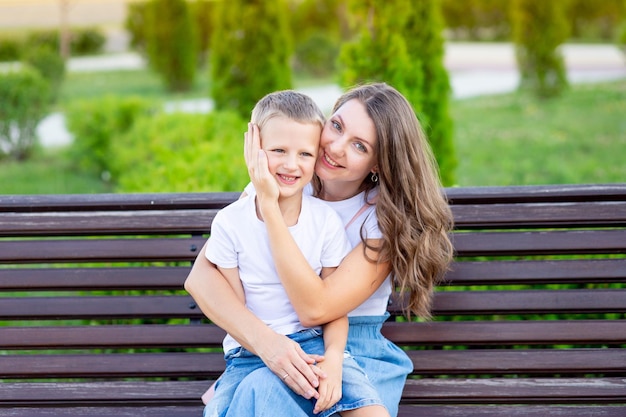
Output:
[255,330,327,400]
[244,123,279,205]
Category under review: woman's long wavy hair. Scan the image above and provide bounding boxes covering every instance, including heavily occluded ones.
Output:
[325,83,454,320]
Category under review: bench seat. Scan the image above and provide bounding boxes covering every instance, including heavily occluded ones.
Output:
[1,184,625,416]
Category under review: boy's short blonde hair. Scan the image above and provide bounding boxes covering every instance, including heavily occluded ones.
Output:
[251,90,325,130]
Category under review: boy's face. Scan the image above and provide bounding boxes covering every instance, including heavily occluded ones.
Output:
[260,116,321,200]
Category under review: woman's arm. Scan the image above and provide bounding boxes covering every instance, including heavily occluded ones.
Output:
[184,241,324,399]
[262,200,390,326]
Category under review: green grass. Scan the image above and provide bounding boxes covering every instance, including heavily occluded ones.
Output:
[451,79,626,186]
[0,149,111,194]
[1,75,625,195]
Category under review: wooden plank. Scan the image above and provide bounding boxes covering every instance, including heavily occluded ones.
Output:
[393,289,626,316]
[453,229,626,257]
[444,259,626,285]
[1,325,225,349]
[444,183,626,205]
[0,266,190,291]
[381,320,626,346]
[5,320,621,351]
[398,405,626,417]
[2,289,624,321]
[452,201,626,229]
[0,353,224,379]
[0,407,202,417]
[0,295,201,320]
[406,348,626,375]
[401,377,626,404]
[1,378,624,405]
[0,210,216,237]
[1,349,623,379]
[0,380,208,404]
[0,192,240,212]
[0,237,206,264]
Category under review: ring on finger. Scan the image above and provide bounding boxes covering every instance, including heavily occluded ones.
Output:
[282,373,289,380]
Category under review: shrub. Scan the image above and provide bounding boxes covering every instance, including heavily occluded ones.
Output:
[0,37,21,62]
[71,28,106,55]
[0,66,51,160]
[111,110,249,192]
[21,45,66,103]
[511,0,569,98]
[144,0,197,92]
[404,0,456,186]
[210,0,292,118]
[65,96,158,180]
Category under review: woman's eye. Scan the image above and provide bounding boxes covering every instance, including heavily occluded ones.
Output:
[332,120,341,131]
[354,142,366,153]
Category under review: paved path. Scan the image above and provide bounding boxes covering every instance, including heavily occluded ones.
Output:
[37,42,626,147]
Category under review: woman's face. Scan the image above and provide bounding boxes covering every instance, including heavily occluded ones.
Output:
[315,99,378,192]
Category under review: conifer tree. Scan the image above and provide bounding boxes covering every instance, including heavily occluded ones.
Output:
[405,0,456,186]
[144,0,197,92]
[511,0,569,97]
[211,0,292,118]
[338,0,421,108]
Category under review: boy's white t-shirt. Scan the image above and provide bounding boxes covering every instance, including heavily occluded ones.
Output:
[206,192,351,353]
[244,183,393,318]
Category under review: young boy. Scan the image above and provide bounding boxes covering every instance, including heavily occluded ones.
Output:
[202,91,389,417]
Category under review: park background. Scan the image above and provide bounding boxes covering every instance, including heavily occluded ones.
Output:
[0,0,625,194]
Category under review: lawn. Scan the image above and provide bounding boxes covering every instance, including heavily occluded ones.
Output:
[1,72,625,194]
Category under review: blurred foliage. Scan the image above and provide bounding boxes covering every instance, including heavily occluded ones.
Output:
[289,0,348,77]
[111,110,249,192]
[0,66,50,161]
[65,95,158,180]
[210,0,292,118]
[21,45,66,104]
[144,0,197,92]
[512,0,569,98]
[0,36,20,62]
[405,0,456,187]
[441,0,626,42]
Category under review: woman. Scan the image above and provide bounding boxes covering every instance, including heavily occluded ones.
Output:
[185,82,454,416]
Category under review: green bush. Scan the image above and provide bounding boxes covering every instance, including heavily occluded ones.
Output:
[0,37,21,62]
[111,110,249,192]
[404,0,456,187]
[71,28,106,55]
[65,96,158,180]
[23,27,105,56]
[293,31,340,77]
[125,1,147,53]
[511,0,569,98]
[0,66,50,160]
[211,0,292,118]
[144,0,197,92]
[21,45,66,103]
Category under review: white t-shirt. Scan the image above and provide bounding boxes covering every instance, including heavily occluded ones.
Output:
[245,183,393,317]
[206,193,351,353]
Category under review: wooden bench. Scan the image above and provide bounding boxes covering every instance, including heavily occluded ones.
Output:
[1,183,625,416]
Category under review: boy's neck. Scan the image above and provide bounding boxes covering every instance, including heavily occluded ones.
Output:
[255,193,303,227]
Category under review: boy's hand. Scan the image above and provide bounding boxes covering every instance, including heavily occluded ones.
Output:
[313,352,343,414]
[244,123,279,203]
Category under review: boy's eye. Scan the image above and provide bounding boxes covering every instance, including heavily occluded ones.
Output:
[301,152,314,157]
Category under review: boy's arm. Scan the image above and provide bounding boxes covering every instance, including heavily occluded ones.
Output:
[314,266,348,414]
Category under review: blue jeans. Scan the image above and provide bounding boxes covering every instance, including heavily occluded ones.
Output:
[204,326,386,417]
[215,314,412,417]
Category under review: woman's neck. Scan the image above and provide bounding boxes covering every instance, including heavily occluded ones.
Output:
[318,180,364,202]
